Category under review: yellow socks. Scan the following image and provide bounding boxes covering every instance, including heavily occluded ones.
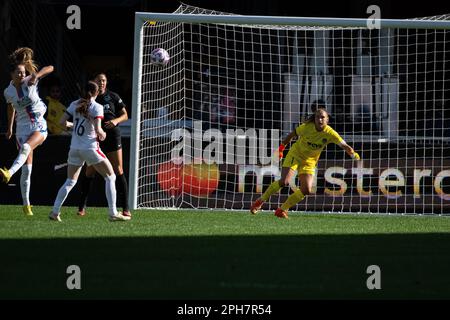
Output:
[281,190,305,211]
[261,180,283,201]
[260,180,306,211]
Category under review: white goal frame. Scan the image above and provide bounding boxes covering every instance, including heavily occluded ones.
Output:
[130,11,450,214]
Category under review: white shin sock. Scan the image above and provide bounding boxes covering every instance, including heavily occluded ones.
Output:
[20,164,32,206]
[104,174,117,216]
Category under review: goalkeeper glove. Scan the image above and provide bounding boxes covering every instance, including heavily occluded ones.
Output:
[351,152,360,160]
[278,144,286,159]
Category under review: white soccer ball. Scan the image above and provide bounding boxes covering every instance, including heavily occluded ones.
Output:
[150,48,170,67]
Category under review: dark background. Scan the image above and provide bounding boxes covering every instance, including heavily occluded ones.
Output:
[1,0,449,115]
[0,0,449,207]
[50,0,450,106]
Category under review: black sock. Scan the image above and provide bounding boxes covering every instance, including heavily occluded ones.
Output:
[78,176,95,211]
[116,174,129,211]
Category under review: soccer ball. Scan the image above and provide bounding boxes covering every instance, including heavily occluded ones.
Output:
[150,48,170,67]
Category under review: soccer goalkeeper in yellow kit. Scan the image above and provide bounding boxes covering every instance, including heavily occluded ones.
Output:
[250,106,360,218]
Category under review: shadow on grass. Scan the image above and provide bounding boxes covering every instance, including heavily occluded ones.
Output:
[1,233,450,299]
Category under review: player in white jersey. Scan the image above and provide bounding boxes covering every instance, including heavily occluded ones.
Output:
[48,81,130,222]
[0,47,54,216]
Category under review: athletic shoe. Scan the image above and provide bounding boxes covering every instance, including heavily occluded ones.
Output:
[109,213,131,222]
[77,208,86,216]
[23,205,33,216]
[122,210,132,217]
[0,167,11,184]
[275,208,288,219]
[49,212,62,222]
[250,198,264,215]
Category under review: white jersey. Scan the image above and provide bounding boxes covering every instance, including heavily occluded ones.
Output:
[66,99,104,150]
[3,76,47,134]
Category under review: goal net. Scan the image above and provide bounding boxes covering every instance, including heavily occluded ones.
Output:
[130,4,450,214]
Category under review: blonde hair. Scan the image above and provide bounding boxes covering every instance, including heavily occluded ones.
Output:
[9,47,38,74]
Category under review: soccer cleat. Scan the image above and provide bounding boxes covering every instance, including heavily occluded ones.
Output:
[49,212,62,222]
[23,205,33,216]
[109,213,131,222]
[0,167,11,184]
[275,208,289,219]
[122,210,132,217]
[77,208,86,216]
[250,198,264,215]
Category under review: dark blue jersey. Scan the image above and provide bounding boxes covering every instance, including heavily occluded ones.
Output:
[96,89,126,124]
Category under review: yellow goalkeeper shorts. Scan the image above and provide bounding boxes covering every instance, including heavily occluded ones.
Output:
[282,151,317,175]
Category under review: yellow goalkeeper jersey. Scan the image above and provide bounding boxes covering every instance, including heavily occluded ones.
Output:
[46,96,68,135]
[290,121,344,163]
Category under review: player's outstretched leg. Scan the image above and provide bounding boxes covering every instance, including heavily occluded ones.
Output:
[250,180,283,214]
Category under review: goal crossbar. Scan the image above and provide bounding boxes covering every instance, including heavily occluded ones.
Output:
[130,8,450,215]
[135,12,450,30]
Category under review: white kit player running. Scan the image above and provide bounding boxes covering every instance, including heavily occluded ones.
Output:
[1,47,54,216]
[49,81,130,222]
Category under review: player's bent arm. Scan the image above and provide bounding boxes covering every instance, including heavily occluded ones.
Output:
[277,130,297,159]
[94,118,106,141]
[281,130,297,147]
[6,103,15,139]
[6,103,15,129]
[338,140,360,160]
[117,107,129,124]
[59,112,72,129]
[28,65,54,86]
[36,65,54,79]
[107,107,129,128]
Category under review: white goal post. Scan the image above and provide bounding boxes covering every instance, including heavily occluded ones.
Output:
[130,4,450,215]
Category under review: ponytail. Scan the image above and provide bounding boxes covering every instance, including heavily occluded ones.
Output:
[76,81,99,118]
[303,107,329,124]
[76,99,90,118]
[304,114,315,124]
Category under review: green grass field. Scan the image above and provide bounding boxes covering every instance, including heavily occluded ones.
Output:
[1,204,450,299]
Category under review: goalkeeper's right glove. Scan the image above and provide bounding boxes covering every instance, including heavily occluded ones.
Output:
[351,152,360,161]
[278,144,286,159]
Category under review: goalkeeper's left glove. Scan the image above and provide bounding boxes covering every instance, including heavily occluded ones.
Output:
[277,144,286,159]
[351,152,360,161]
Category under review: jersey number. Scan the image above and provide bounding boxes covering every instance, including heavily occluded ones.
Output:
[74,118,86,136]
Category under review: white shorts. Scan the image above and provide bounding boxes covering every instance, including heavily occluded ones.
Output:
[68,148,107,167]
[15,119,48,148]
